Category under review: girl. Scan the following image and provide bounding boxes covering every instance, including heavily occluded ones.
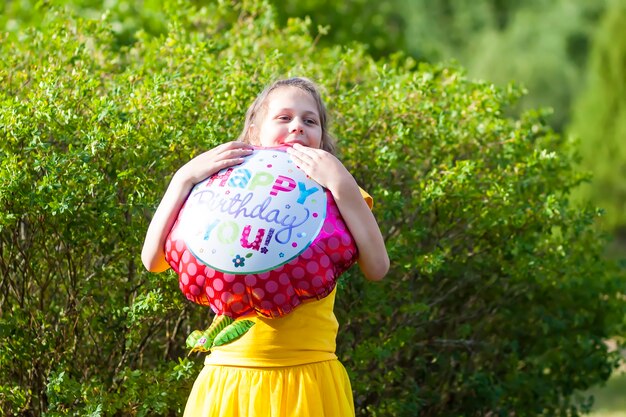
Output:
[141,77,389,416]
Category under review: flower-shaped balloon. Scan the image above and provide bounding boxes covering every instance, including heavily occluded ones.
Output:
[165,147,358,319]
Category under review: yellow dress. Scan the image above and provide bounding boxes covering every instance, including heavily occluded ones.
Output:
[183,191,373,417]
[183,289,354,417]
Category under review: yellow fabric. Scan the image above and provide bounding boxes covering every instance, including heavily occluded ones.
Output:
[206,288,338,367]
[360,187,373,210]
[185,289,355,417]
[183,360,354,417]
[184,188,373,417]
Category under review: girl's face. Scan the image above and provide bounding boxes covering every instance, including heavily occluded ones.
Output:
[253,86,323,149]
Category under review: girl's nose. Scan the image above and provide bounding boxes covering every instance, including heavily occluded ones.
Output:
[290,120,304,134]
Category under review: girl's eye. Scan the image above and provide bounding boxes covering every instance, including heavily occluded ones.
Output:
[305,119,318,125]
[278,115,291,121]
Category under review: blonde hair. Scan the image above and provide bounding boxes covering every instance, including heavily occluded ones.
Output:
[237,77,337,155]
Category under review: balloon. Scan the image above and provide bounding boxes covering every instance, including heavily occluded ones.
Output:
[165,147,358,318]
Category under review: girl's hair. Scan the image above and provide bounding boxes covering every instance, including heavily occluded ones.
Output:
[237,77,337,155]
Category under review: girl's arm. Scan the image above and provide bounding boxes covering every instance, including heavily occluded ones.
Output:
[286,144,390,281]
[141,142,254,272]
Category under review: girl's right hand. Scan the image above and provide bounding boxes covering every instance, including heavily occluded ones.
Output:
[174,141,254,187]
[141,141,253,272]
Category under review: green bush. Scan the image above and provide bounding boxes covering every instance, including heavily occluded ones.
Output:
[1,1,623,416]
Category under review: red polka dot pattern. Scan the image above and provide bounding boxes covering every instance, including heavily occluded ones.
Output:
[165,190,358,318]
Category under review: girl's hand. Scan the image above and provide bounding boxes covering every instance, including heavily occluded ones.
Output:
[141,141,253,272]
[286,143,390,281]
[285,143,350,193]
[175,141,254,187]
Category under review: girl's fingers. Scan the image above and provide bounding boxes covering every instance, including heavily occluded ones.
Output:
[208,143,254,162]
[287,145,317,164]
[216,157,245,169]
[213,141,254,156]
[290,143,316,156]
[185,143,253,182]
[287,152,310,171]
[216,149,253,162]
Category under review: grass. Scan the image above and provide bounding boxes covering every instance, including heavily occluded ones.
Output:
[587,372,626,417]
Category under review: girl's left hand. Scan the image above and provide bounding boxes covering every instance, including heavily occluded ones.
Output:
[286,143,350,192]
[286,143,389,281]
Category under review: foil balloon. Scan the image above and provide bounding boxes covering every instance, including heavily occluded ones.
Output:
[165,147,358,318]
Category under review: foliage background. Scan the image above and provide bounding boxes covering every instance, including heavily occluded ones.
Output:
[269,0,626,248]
[1,1,625,416]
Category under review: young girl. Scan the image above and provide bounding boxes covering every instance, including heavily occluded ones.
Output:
[141,77,389,416]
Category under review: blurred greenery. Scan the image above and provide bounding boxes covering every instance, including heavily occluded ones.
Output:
[1,0,625,416]
[269,0,607,132]
[569,0,626,250]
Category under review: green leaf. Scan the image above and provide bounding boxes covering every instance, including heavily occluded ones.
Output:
[212,320,255,347]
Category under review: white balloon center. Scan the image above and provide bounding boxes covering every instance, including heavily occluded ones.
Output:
[178,148,327,274]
